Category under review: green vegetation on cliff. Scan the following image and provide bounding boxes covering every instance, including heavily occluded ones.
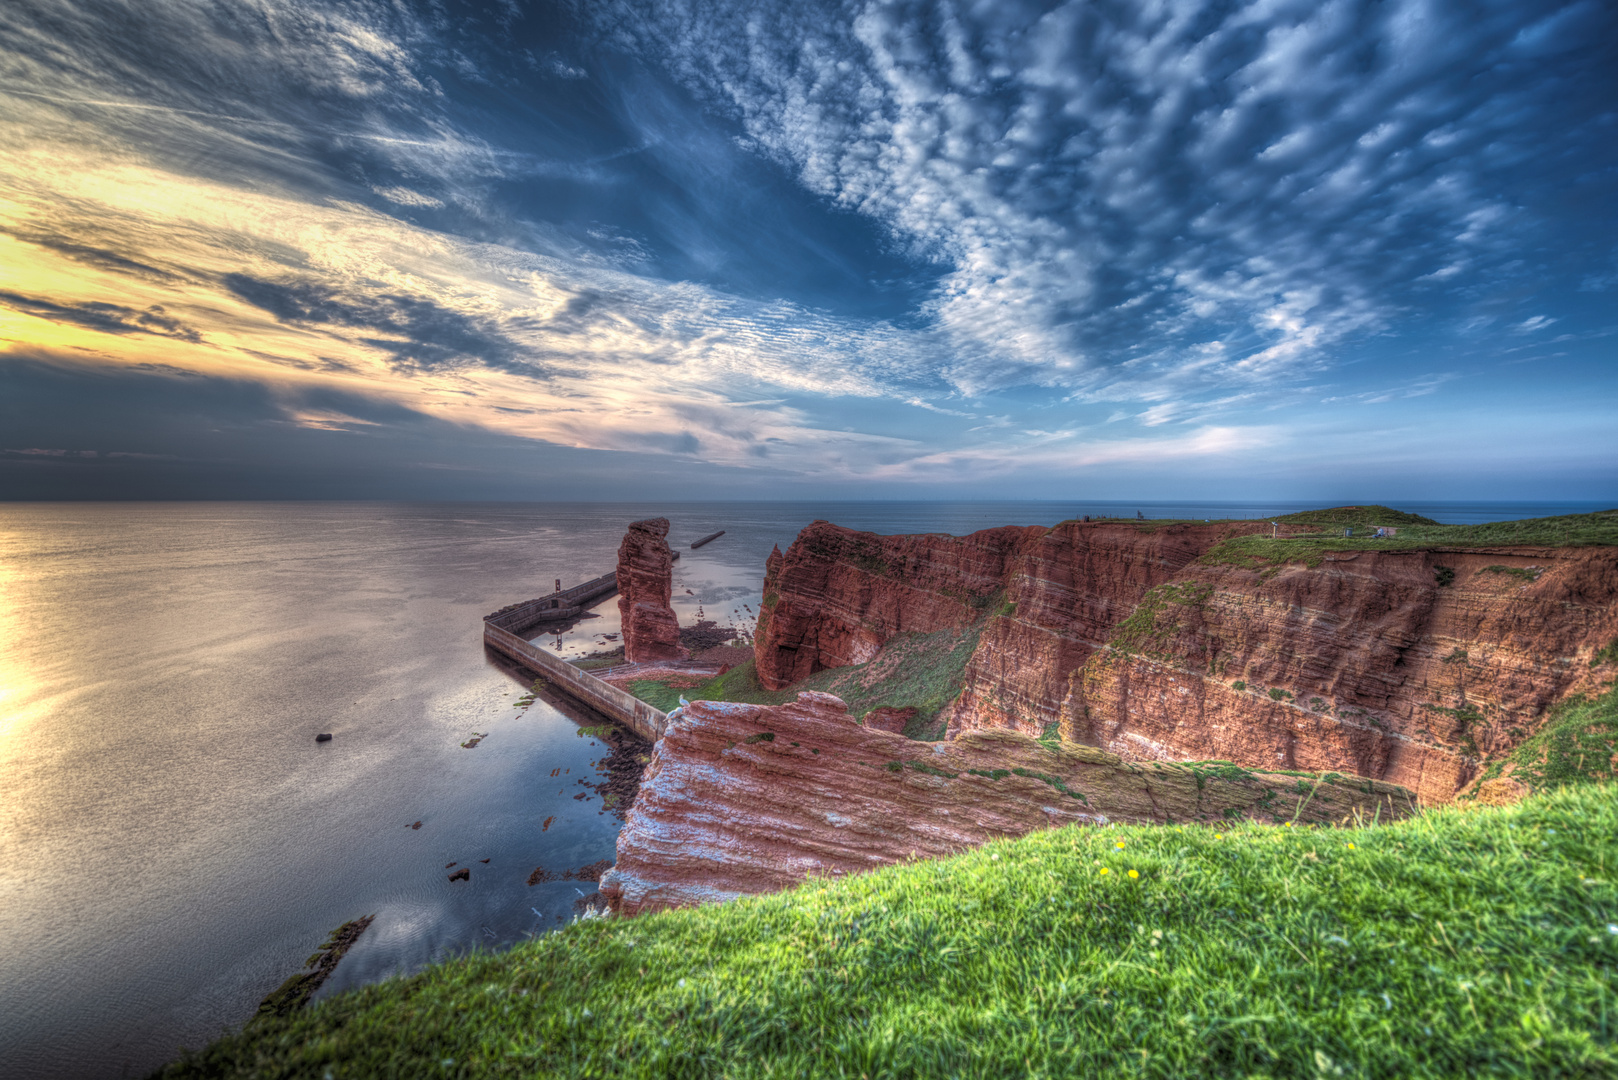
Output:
[1202,508,1618,570]
[1472,685,1618,795]
[1275,505,1443,528]
[161,786,1616,1079]
[629,624,982,740]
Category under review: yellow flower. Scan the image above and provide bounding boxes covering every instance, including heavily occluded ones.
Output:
[1099,867,1110,875]
[1346,842,1356,850]
[1115,841,1126,849]
[1128,869,1139,879]
[1214,833,1223,840]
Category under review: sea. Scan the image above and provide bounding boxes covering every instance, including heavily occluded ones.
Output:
[0,499,1605,1078]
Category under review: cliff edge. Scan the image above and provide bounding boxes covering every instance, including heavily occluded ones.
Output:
[750,513,1618,803]
[599,691,1415,915]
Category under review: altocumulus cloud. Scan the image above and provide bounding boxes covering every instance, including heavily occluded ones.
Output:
[0,0,1613,495]
[598,0,1616,400]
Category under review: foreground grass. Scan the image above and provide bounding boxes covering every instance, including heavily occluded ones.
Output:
[164,786,1616,1079]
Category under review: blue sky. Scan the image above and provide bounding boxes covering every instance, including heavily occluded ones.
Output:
[1,0,1614,500]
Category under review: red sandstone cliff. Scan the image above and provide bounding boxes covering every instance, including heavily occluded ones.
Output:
[755,520,1618,803]
[754,521,1043,688]
[599,691,1414,915]
[617,518,687,664]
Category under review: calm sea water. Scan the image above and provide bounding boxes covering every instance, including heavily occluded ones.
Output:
[0,499,1604,1078]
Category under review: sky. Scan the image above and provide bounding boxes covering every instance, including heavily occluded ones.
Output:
[1,0,1615,501]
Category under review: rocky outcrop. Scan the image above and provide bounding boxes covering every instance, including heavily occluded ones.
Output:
[754,521,1042,689]
[617,518,687,663]
[755,520,1618,802]
[1064,546,1618,804]
[599,692,1414,915]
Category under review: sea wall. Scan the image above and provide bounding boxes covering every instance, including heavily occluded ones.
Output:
[485,572,618,630]
[482,622,668,743]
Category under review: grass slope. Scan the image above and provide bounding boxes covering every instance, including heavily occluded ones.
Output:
[163,786,1616,1079]
[1472,685,1618,796]
[1276,506,1444,528]
[627,625,983,740]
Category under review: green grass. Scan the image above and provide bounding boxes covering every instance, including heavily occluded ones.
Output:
[1275,505,1444,528]
[627,625,984,739]
[1106,581,1213,659]
[1474,685,1618,795]
[161,785,1618,1079]
[1201,509,1618,570]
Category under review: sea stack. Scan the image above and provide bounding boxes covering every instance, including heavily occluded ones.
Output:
[617,518,688,663]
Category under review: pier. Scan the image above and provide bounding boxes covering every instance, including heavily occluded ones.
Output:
[482,574,670,743]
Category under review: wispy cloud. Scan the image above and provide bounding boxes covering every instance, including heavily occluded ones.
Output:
[601,0,1609,401]
[1,0,1613,494]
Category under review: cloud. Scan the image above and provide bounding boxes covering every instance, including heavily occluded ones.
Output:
[1,0,1612,495]
[599,0,1612,398]
[371,186,444,209]
[0,289,202,341]
[222,273,532,374]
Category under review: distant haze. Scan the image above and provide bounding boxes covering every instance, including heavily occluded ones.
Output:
[1,0,1615,501]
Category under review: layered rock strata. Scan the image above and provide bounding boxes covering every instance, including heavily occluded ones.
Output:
[600,692,1414,915]
[753,522,1043,688]
[617,518,687,663]
[755,520,1618,803]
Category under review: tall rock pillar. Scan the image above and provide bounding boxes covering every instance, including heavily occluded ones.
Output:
[617,518,688,663]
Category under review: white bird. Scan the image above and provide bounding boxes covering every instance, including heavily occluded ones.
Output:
[679,695,691,709]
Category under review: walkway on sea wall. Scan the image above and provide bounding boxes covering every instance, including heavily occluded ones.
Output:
[483,578,669,743]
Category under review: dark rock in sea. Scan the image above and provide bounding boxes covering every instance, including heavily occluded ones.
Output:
[479,858,490,863]
[315,733,333,742]
[448,868,469,882]
[410,821,422,830]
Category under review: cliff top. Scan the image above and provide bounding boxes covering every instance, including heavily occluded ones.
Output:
[1202,507,1618,569]
[1276,504,1442,527]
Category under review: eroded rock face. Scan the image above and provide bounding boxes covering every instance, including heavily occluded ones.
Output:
[1064,547,1618,804]
[617,518,688,663]
[598,692,1414,915]
[754,520,1618,802]
[754,521,1042,689]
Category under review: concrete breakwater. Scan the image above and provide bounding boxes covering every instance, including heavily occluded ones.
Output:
[482,622,669,742]
[483,576,669,744]
[484,571,619,629]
